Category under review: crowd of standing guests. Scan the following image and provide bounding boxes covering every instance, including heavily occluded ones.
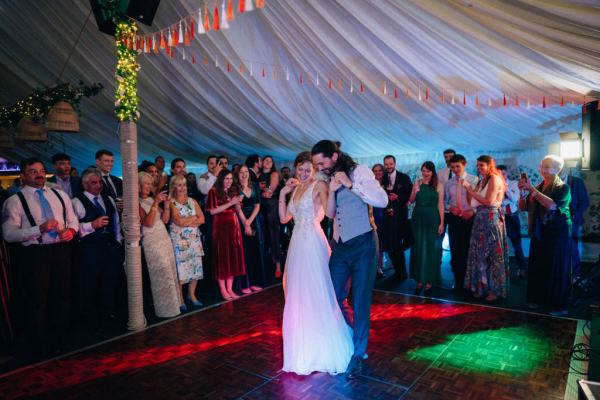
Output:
[371,150,589,316]
[0,146,590,357]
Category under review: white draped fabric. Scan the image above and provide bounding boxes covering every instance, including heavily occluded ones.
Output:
[0,0,599,173]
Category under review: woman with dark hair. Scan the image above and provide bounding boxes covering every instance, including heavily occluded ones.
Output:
[463,155,509,301]
[408,161,444,294]
[235,165,266,292]
[258,155,282,278]
[206,169,247,301]
[519,155,571,315]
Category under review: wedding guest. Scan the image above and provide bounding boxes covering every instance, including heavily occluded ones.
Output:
[519,155,571,315]
[245,154,262,183]
[438,149,456,187]
[70,166,79,178]
[139,172,181,318]
[170,158,186,177]
[408,161,444,294]
[72,168,123,327]
[560,168,589,281]
[154,156,169,190]
[445,154,478,291]
[95,150,123,212]
[232,163,241,175]
[141,162,161,195]
[280,166,291,184]
[236,165,266,292]
[48,153,82,198]
[258,155,282,278]
[186,172,203,203]
[2,158,79,355]
[463,155,509,301]
[372,163,385,276]
[206,170,247,300]
[381,155,412,281]
[197,155,221,199]
[217,155,229,170]
[498,165,526,276]
[169,175,205,311]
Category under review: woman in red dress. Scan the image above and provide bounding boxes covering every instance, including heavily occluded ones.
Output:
[206,169,247,301]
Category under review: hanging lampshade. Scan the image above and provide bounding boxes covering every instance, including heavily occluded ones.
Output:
[46,100,79,132]
[0,127,13,148]
[15,116,47,141]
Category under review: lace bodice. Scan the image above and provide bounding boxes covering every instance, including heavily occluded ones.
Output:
[288,181,324,226]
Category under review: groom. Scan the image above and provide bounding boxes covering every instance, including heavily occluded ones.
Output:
[311,140,388,379]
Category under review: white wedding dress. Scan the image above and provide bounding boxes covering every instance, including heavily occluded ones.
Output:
[282,180,353,375]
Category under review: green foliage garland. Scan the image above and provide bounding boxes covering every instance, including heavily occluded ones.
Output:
[115,19,140,122]
[0,82,103,127]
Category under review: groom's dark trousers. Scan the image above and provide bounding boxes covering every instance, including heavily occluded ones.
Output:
[330,230,377,357]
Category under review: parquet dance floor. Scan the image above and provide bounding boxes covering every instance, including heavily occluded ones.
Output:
[0,287,578,399]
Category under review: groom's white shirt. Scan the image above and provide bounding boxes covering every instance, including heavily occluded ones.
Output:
[332,164,388,242]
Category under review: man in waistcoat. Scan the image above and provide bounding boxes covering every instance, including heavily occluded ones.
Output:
[312,140,388,379]
[2,158,79,356]
[71,168,123,329]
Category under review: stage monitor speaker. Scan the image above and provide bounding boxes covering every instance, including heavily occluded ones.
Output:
[89,0,161,36]
[582,100,600,171]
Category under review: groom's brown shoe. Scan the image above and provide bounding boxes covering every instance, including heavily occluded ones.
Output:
[345,356,363,380]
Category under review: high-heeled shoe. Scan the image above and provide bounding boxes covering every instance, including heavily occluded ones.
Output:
[274,269,282,279]
[179,304,188,313]
[250,286,262,292]
[414,283,423,295]
[241,288,252,295]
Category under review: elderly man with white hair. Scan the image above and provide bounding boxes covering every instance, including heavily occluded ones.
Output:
[72,168,124,329]
[518,155,572,316]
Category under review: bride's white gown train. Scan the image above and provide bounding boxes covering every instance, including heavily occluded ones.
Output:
[282,181,353,375]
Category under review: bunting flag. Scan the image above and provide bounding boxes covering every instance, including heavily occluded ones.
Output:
[227,0,234,21]
[204,4,211,32]
[542,96,547,108]
[476,95,480,107]
[503,93,507,106]
[213,1,220,30]
[425,85,429,100]
[515,96,519,107]
[463,91,466,106]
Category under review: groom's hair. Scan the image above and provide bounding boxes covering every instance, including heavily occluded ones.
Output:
[311,140,357,174]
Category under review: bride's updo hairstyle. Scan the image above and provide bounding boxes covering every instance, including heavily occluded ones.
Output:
[294,151,312,167]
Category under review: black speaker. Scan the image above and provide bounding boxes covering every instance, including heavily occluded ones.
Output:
[582,100,600,171]
[89,0,161,36]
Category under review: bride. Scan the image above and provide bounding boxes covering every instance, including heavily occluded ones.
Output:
[278,151,353,375]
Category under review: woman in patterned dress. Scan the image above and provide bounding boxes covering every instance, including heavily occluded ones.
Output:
[168,175,205,311]
[138,172,181,317]
[462,155,509,301]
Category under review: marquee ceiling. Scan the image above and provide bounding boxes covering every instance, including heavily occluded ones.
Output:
[1,0,599,172]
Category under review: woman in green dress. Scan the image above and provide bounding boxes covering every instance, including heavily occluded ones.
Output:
[409,161,445,295]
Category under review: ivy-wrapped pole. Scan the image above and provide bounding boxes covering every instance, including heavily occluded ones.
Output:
[115,19,145,331]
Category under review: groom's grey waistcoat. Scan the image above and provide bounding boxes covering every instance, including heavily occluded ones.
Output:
[335,187,371,243]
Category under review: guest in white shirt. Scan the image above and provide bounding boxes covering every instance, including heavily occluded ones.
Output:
[498,165,526,276]
[2,158,79,355]
[71,168,124,328]
[197,155,222,198]
[437,148,456,187]
[444,154,478,291]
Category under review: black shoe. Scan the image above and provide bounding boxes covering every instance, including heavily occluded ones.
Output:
[346,356,363,380]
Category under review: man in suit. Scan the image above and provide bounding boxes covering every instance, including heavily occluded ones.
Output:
[95,149,123,212]
[561,168,590,280]
[71,168,123,329]
[437,149,456,187]
[245,154,262,184]
[381,155,412,281]
[47,153,82,198]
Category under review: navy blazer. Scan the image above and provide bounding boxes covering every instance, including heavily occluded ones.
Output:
[47,175,83,198]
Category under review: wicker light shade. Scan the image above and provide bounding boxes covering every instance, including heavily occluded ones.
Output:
[15,117,47,141]
[0,127,13,148]
[46,100,79,132]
